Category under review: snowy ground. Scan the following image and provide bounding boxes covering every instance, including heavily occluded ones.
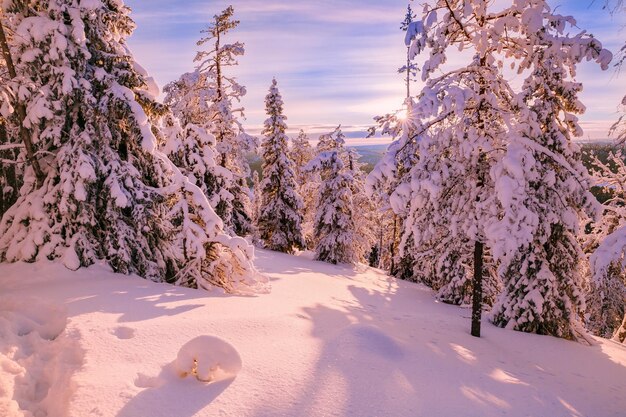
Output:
[1,249,625,417]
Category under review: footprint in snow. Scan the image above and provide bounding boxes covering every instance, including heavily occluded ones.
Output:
[175,335,242,383]
[112,326,135,339]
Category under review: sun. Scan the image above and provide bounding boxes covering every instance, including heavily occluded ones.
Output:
[397,107,409,121]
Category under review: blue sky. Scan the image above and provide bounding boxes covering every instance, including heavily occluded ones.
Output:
[125,0,626,141]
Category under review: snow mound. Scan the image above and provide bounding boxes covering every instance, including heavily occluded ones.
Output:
[175,335,242,383]
[0,296,83,417]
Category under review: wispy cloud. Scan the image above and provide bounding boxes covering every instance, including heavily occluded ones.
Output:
[125,0,626,140]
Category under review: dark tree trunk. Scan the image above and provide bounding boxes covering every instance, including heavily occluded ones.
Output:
[471,240,484,337]
[390,215,398,275]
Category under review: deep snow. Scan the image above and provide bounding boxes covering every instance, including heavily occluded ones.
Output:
[1,249,625,417]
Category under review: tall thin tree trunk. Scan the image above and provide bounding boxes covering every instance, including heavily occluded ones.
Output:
[390,214,398,275]
[471,46,488,338]
[378,219,384,269]
[0,19,45,188]
[471,240,484,337]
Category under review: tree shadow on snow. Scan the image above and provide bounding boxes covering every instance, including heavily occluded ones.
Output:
[249,274,626,417]
[61,276,210,323]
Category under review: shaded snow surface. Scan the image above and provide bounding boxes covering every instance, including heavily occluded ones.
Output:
[1,249,625,417]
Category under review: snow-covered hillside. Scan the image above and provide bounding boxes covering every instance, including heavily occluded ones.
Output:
[1,250,625,417]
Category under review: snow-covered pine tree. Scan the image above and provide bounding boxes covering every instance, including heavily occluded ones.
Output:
[193,6,256,236]
[587,151,626,342]
[309,126,369,264]
[162,73,237,229]
[346,147,376,262]
[486,3,611,340]
[289,129,317,247]
[311,151,358,264]
[158,108,236,229]
[257,79,304,253]
[0,0,264,293]
[398,0,609,338]
[367,5,421,276]
[405,0,610,339]
[390,2,521,336]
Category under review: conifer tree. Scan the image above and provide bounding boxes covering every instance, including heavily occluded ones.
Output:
[165,6,255,236]
[0,0,264,293]
[309,127,368,264]
[257,79,304,253]
[587,151,626,342]
[195,6,255,236]
[312,152,357,264]
[290,129,317,247]
[346,147,376,262]
[487,4,611,340]
[400,0,610,338]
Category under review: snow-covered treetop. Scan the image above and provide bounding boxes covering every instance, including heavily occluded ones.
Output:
[400,3,416,32]
[410,1,611,82]
[317,125,346,153]
[262,78,287,136]
[195,6,244,76]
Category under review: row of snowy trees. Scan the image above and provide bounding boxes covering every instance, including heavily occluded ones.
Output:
[151,4,376,264]
[5,0,623,344]
[252,78,376,264]
[0,1,267,293]
[0,0,378,300]
[368,0,617,341]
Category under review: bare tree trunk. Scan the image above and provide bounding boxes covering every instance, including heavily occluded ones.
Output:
[0,19,45,188]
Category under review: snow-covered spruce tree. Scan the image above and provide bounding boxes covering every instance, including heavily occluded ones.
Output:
[365,4,422,275]
[366,102,414,274]
[485,4,611,340]
[587,151,626,341]
[309,127,370,264]
[310,151,358,264]
[0,0,264,293]
[158,110,236,228]
[192,6,256,236]
[290,129,317,247]
[401,0,610,338]
[586,0,626,343]
[257,79,305,253]
[346,146,376,262]
[392,3,519,336]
